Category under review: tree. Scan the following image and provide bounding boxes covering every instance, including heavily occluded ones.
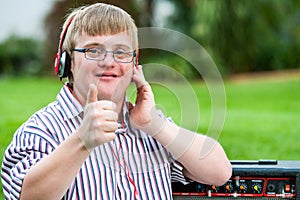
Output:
[198,0,300,73]
[0,36,43,76]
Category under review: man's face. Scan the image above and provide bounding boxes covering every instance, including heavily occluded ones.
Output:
[71,31,135,104]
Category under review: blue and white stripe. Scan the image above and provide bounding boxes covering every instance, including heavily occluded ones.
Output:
[1,85,188,200]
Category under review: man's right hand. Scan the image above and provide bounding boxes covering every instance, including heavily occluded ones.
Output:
[77,84,118,152]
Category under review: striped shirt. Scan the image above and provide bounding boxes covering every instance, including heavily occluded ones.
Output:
[1,85,188,200]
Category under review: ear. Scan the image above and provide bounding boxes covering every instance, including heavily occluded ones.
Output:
[134,52,139,69]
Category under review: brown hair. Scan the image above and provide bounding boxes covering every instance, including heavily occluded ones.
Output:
[59,3,138,81]
[62,3,138,51]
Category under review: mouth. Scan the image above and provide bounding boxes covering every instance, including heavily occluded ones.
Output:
[96,73,119,79]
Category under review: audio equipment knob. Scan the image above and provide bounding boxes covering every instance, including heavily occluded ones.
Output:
[211,185,218,191]
[252,183,262,193]
[239,183,247,193]
[224,183,233,192]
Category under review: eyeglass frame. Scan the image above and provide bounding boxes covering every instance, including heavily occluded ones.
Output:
[71,47,137,63]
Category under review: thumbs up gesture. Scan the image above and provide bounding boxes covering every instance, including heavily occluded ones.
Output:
[77,84,118,152]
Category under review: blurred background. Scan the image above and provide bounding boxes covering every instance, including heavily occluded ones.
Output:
[1,0,300,77]
[1,0,300,198]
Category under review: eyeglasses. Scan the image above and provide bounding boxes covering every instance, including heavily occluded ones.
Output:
[72,47,136,63]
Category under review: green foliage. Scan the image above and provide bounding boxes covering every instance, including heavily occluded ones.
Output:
[165,0,300,74]
[140,49,199,80]
[0,36,44,76]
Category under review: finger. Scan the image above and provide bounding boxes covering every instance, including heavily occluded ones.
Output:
[132,65,148,88]
[86,84,98,104]
[103,132,116,142]
[94,132,116,145]
[132,64,143,78]
[100,110,118,121]
[98,100,117,111]
[101,121,119,132]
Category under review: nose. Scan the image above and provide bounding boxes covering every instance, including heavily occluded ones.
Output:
[100,51,115,67]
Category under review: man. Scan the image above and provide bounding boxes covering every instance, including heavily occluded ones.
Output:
[1,3,231,200]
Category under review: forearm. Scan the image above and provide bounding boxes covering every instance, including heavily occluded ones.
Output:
[145,119,232,186]
[130,70,232,185]
[20,133,90,200]
[176,130,232,185]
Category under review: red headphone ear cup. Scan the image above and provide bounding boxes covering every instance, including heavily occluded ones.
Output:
[54,52,61,75]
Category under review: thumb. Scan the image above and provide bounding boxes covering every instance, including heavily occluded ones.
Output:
[86,84,98,104]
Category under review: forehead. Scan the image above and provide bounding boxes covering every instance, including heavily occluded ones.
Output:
[75,31,134,49]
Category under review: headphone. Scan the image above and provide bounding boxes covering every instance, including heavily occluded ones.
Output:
[54,14,140,78]
[54,16,75,79]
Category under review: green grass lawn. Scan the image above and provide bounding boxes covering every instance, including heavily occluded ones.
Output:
[220,77,300,160]
[0,74,299,197]
[147,75,300,160]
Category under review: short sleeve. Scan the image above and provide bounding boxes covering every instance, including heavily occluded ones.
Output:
[1,122,56,200]
[169,154,192,185]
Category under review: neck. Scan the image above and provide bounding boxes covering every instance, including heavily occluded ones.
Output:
[116,98,125,123]
[70,85,126,121]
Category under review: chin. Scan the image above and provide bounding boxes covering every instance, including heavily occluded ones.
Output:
[98,89,126,102]
[97,79,130,101]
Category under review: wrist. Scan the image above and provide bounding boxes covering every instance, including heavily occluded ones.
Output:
[140,113,167,136]
[75,131,94,154]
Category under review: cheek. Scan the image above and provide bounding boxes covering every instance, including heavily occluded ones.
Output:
[71,53,88,74]
[71,60,93,84]
[70,60,77,77]
[116,67,133,91]
[123,66,134,82]
[71,57,81,74]
[122,63,134,75]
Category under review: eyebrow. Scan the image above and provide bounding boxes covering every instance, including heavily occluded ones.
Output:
[82,42,133,50]
[82,42,104,48]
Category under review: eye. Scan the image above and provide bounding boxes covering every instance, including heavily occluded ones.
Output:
[85,48,106,59]
[88,48,105,54]
[114,49,126,55]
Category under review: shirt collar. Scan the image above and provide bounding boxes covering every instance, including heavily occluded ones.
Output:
[56,85,84,120]
[56,85,132,124]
